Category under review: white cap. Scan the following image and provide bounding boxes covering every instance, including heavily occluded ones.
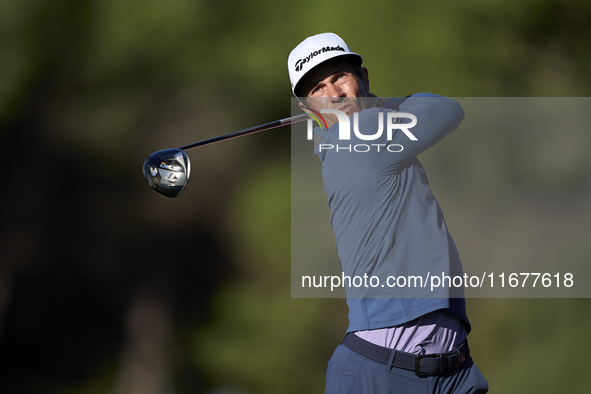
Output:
[288,32,362,96]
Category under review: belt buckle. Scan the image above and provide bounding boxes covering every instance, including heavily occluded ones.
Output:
[450,348,463,368]
[415,353,445,377]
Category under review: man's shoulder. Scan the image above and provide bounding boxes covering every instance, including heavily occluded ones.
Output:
[379,93,445,110]
[407,92,444,98]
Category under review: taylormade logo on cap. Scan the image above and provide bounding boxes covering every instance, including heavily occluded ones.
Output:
[294,45,346,72]
[288,33,362,96]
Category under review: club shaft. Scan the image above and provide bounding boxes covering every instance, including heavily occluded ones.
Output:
[179,113,310,151]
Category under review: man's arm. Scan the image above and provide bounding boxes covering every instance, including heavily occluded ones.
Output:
[352,94,465,174]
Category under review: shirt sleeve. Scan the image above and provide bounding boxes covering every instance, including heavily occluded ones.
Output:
[350,94,465,174]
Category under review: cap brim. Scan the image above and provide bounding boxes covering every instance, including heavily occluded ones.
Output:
[294,53,363,97]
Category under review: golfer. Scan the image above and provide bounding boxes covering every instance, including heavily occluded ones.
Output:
[288,33,488,393]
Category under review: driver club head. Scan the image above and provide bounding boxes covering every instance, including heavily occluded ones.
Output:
[143,148,191,198]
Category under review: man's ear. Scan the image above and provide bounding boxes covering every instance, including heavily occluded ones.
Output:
[361,67,370,95]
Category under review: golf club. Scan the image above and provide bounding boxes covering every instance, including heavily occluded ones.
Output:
[143,113,311,198]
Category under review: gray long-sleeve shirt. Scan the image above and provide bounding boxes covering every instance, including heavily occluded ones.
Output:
[314,94,469,332]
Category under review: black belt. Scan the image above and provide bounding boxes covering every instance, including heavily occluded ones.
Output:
[342,332,469,377]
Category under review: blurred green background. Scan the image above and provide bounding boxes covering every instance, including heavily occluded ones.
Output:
[1,0,590,393]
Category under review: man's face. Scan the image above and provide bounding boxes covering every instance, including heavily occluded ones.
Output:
[299,62,371,125]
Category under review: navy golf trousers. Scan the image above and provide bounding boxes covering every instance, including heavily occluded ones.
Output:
[325,342,489,394]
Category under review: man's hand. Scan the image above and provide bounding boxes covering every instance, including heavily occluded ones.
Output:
[298,100,340,129]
